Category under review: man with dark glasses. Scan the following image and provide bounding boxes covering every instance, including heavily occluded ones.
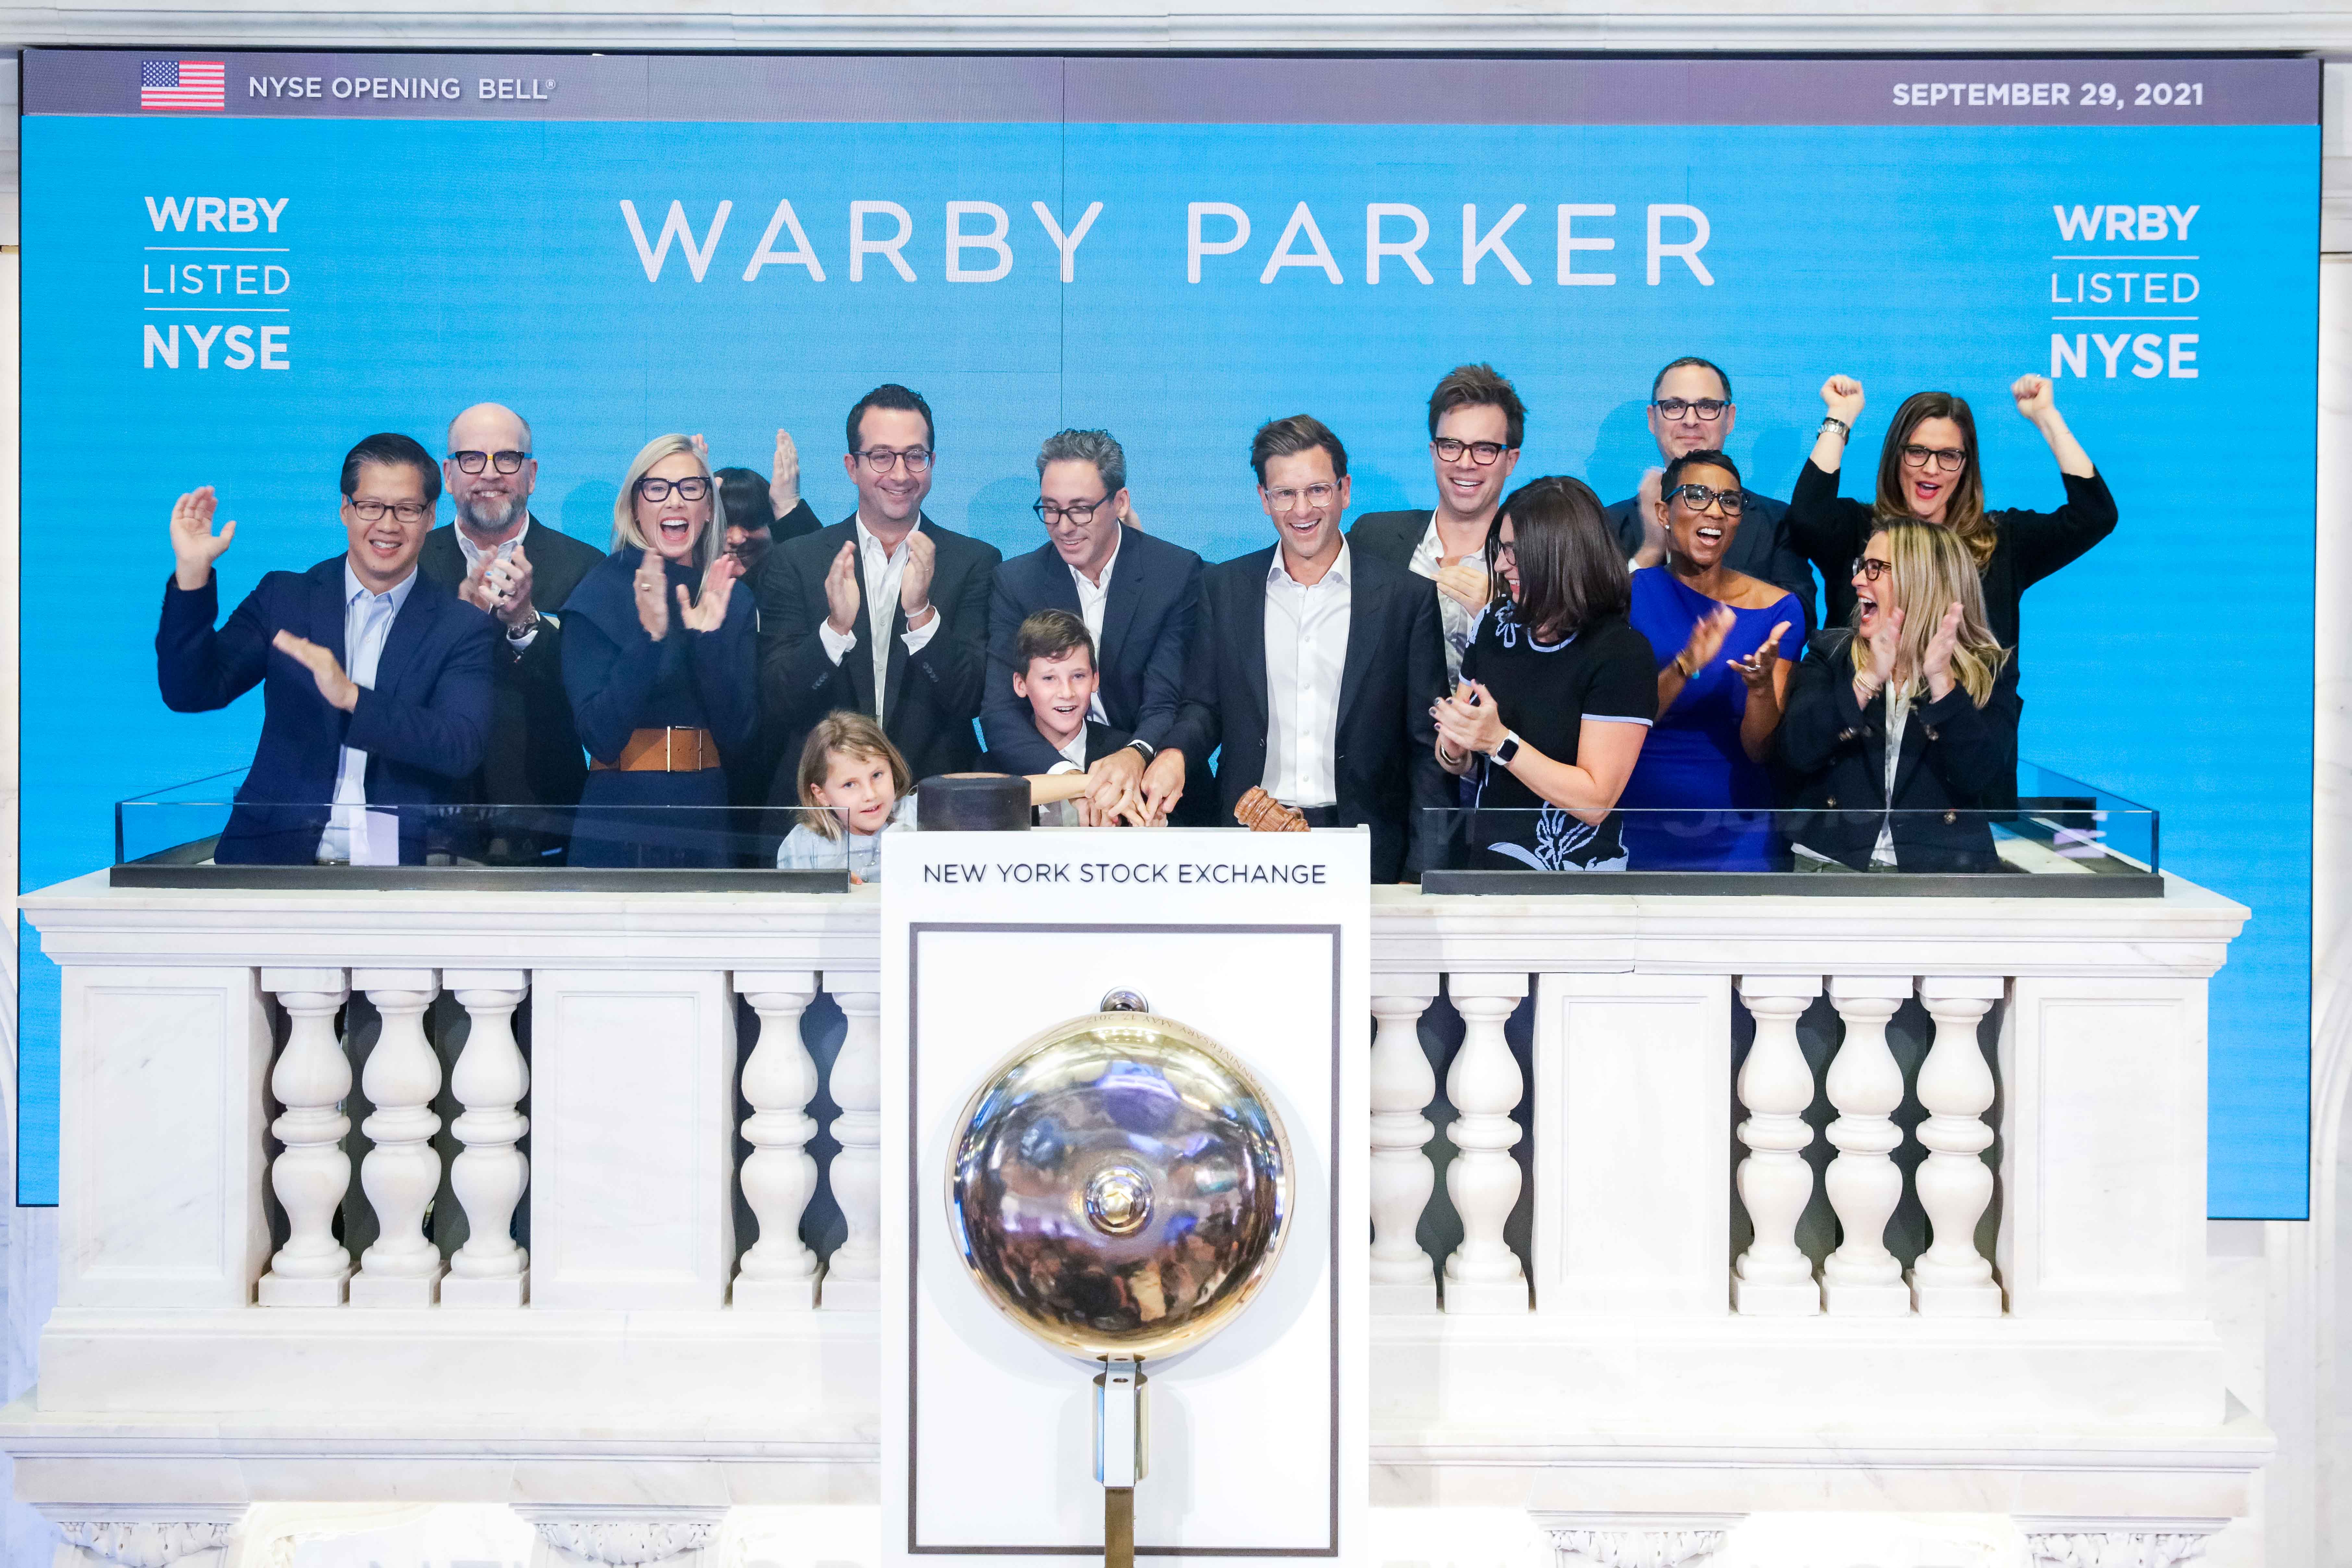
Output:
[417,401,606,861]
[1604,355,1817,622]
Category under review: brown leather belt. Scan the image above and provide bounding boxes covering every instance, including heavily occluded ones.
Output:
[592,726,722,772]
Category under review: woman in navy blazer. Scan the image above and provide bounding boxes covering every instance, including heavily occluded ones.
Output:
[154,436,496,866]
[1776,520,2020,873]
[562,434,756,868]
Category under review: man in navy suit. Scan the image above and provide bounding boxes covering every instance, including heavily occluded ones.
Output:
[156,432,496,865]
[1151,416,1449,881]
[756,384,1002,789]
[982,428,1201,820]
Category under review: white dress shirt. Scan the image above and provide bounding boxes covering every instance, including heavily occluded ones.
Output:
[1871,687,1911,868]
[817,516,941,727]
[456,515,544,650]
[1069,532,1119,723]
[316,562,418,863]
[1262,541,1352,809]
[1406,512,1479,682]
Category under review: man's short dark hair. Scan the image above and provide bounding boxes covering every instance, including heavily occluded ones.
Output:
[1650,356,1733,403]
[1016,608,1094,672]
[340,433,441,504]
[714,466,776,534]
[847,383,935,454]
[1662,447,1742,495]
[1037,428,1127,495]
[1427,363,1526,449]
[1250,414,1348,486]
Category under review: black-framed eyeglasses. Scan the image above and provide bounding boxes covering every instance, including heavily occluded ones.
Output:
[1900,443,1967,473]
[449,449,530,475]
[349,498,432,524]
[1493,538,1518,562]
[1432,438,1511,466]
[635,476,711,502]
[855,446,933,474]
[1653,398,1727,421]
[1852,555,1892,583]
[1034,495,1112,526]
[1668,482,1746,517]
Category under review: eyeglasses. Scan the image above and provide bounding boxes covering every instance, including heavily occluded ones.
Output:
[1432,438,1511,466]
[1494,539,1518,562]
[1900,444,1967,473]
[1265,482,1340,512]
[1851,555,1892,583]
[1034,495,1111,526]
[855,447,933,474]
[1668,483,1746,517]
[349,498,432,524]
[1653,398,1727,421]
[635,476,711,502]
[449,450,530,475]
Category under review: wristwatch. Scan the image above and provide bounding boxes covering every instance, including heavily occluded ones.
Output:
[505,609,545,642]
[1493,729,1523,766]
[1819,415,1852,439]
[1125,737,1156,760]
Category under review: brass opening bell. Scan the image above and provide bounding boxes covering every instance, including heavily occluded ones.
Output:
[945,985,1293,1568]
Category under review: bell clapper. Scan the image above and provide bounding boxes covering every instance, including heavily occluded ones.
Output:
[1094,1355,1147,1568]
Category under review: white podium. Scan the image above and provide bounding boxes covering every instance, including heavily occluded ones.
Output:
[880,828,1370,1566]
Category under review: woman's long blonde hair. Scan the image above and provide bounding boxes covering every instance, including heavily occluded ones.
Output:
[1849,521,2009,707]
[611,433,723,570]
[796,711,912,842]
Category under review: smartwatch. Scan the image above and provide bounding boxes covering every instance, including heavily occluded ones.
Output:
[1493,729,1523,767]
[1126,737,1156,761]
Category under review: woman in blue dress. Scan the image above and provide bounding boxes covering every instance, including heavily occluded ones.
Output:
[562,434,757,868]
[1621,449,1808,870]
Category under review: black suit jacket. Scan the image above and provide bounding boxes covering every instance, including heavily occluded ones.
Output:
[1774,630,2020,872]
[756,512,1002,787]
[982,526,1202,775]
[1603,490,1819,628]
[157,554,495,865]
[1346,508,1436,578]
[978,718,1135,776]
[416,517,605,814]
[1164,545,1449,882]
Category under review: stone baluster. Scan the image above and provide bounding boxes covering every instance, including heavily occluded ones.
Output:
[442,970,531,1308]
[1441,973,1531,1313]
[1732,975,1824,1315]
[823,973,883,1311]
[1369,976,1440,1314]
[1821,976,1913,1316]
[733,972,824,1310]
[258,968,354,1306]
[349,969,447,1307]
[1909,976,2006,1317]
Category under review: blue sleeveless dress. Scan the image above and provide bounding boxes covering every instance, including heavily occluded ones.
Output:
[1621,566,1808,871]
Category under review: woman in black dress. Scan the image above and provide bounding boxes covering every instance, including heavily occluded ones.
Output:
[562,434,756,868]
[1790,373,2114,652]
[1431,476,1655,872]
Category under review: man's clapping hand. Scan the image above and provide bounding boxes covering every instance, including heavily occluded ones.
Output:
[170,487,237,591]
[273,631,359,711]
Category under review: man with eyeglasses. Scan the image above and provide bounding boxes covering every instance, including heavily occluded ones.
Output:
[155,432,495,865]
[1349,362,1525,682]
[409,403,607,860]
[1603,355,1817,623]
[757,383,1002,790]
[981,428,1203,815]
[1156,416,1447,879]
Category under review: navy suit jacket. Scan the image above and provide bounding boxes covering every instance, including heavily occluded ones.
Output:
[981,526,1203,775]
[1163,544,1450,883]
[156,554,497,865]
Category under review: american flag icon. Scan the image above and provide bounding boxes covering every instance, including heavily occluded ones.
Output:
[140,60,226,111]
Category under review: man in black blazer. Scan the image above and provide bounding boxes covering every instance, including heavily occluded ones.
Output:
[1152,416,1449,882]
[757,384,1000,788]
[1348,363,1525,684]
[1603,355,1817,621]
[156,433,495,865]
[413,402,604,861]
[983,427,1200,816]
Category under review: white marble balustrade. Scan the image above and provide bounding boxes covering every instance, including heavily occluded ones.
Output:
[11,872,2260,1543]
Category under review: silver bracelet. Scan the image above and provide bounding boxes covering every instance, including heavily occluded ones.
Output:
[1819,415,1852,439]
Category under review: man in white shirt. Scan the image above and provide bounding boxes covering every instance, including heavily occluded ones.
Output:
[1346,363,1527,681]
[757,384,1002,788]
[1157,416,1449,881]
